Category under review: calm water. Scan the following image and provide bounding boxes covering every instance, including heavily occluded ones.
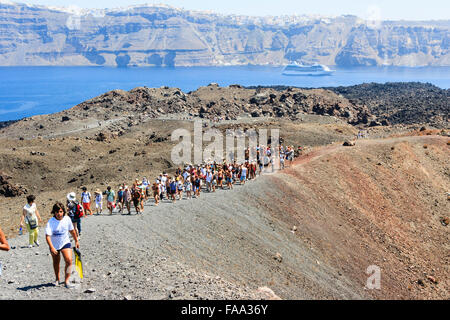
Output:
[0,65,449,121]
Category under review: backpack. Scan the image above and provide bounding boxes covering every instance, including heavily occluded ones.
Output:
[27,214,38,229]
[71,202,84,219]
[133,189,141,200]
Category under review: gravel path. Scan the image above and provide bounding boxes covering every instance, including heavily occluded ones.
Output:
[0,186,271,300]
[0,146,371,300]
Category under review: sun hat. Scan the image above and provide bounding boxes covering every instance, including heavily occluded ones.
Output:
[94,189,101,194]
[67,192,76,201]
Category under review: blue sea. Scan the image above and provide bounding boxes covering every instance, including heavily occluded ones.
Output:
[0,65,449,121]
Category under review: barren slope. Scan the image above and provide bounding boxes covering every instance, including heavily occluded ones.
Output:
[1,135,448,300]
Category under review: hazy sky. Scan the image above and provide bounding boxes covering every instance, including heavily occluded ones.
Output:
[15,0,450,20]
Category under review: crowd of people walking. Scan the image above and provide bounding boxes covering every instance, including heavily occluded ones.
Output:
[0,144,300,288]
[66,145,298,222]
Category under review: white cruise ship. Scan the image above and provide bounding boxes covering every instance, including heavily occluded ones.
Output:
[282,62,335,76]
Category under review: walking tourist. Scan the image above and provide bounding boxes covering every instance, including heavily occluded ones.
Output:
[81,187,93,216]
[45,202,79,289]
[19,195,43,248]
[66,192,83,238]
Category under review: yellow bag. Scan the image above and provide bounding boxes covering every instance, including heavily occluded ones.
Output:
[73,248,83,279]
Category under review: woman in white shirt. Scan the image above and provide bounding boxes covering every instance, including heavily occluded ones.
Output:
[20,195,43,248]
[45,202,79,289]
[94,189,103,215]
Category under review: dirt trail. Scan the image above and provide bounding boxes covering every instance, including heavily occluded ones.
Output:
[0,135,448,300]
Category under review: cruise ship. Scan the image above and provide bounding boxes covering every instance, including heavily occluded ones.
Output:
[282,62,335,76]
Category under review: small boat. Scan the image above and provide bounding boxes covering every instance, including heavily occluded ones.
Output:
[282,62,335,76]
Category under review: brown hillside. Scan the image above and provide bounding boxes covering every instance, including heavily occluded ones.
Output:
[262,135,449,299]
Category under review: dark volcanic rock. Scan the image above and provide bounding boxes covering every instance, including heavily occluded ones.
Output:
[96,132,109,142]
[343,141,356,146]
[8,82,446,138]
[328,83,450,128]
[0,120,18,129]
[0,172,27,197]
[78,85,353,124]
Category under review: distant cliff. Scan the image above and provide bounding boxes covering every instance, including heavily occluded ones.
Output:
[0,2,448,67]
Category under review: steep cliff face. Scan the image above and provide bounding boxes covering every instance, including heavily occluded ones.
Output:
[335,23,450,67]
[0,2,448,67]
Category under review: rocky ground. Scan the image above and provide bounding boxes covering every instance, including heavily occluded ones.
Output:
[0,135,448,300]
[327,82,449,128]
[0,112,365,238]
[0,83,375,142]
[0,83,448,300]
[2,83,446,143]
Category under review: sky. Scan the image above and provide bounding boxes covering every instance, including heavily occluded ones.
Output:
[11,0,450,20]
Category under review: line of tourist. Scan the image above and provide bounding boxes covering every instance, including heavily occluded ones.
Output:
[1,144,300,288]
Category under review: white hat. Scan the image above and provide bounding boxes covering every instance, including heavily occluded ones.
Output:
[67,192,76,201]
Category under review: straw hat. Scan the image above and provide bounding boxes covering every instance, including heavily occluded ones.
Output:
[67,192,76,201]
[94,189,101,194]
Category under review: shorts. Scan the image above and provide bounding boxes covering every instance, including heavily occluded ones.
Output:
[240,175,246,181]
[82,202,91,212]
[57,242,71,252]
[107,201,115,208]
[133,199,140,207]
[95,201,102,209]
